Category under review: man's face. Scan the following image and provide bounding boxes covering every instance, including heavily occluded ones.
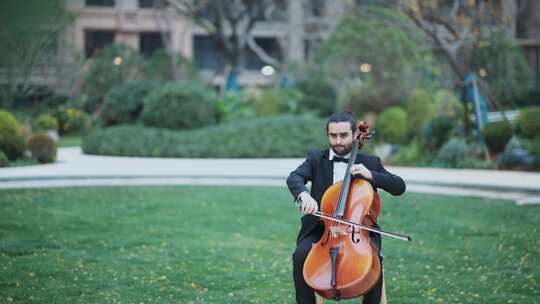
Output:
[327,122,355,156]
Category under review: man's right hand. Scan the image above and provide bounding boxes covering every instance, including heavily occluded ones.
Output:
[299,192,318,215]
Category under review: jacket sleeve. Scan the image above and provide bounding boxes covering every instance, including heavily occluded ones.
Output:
[286,151,315,200]
[370,157,406,196]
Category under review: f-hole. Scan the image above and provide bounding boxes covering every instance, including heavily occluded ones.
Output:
[351,226,361,243]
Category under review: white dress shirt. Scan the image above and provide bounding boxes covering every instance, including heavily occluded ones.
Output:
[329,149,351,184]
[297,149,352,203]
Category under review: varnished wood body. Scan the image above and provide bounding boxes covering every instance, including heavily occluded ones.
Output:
[303,179,381,300]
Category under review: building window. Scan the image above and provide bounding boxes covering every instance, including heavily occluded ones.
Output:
[139,0,159,8]
[86,0,115,7]
[304,39,311,61]
[244,37,282,70]
[193,36,282,71]
[309,0,325,17]
[193,35,225,72]
[84,30,115,58]
[140,32,166,57]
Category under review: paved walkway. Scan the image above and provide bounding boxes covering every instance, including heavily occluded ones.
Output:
[1,147,540,205]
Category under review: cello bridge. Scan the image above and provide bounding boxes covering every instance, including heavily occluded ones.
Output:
[329,226,348,237]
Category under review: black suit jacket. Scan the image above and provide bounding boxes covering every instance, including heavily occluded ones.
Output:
[286,149,406,243]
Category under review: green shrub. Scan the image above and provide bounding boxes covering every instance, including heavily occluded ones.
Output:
[514,107,540,139]
[41,94,69,110]
[433,89,463,120]
[433,138,493,169]
[279,88,303,114]
[82,115,327,158]
[82,44,144,112]
[338,78,406,115]
[214,92,256,123]
[406,88,434,133]
[525,139,540,170]
[32,114,59,131]
[0,150,9,167]
[27,133,57,163]
[54,108,92,135]
[387,140,432,166]
[515,88,540,108]
[29,94,70,116]
[376,106,407,144]
[0,110,25,160]
[247,88,281,117]
[422,117,454,151]
[101,80,161,126]
[435,138,469,168]
[244,88,302,117]
[482,121,513,154]
[141,49,198,82]
[142,82,216,129]
[215,88,302,123]
[496,136,533,170]
[295,76,336,117]
[317,6,434,114]
[471,30,533,108]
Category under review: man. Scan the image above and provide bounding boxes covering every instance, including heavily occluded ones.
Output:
[286,112,406,304]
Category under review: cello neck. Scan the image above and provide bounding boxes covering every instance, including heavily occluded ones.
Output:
[333,137,360,218]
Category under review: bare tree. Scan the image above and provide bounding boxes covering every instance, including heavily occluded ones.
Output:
[146,1,191,81]
[0,0,72,107]
[399,0,527,134]
[162,0,288,91]
[401,0,502,79]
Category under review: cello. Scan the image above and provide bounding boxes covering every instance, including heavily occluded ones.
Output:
[299,122,411,301]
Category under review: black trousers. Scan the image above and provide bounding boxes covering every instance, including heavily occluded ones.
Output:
[292,223,384,304]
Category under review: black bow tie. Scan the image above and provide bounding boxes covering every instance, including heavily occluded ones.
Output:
[332,156,349,163]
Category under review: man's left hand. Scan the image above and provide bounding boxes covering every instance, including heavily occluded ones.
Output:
[351,164,372,181]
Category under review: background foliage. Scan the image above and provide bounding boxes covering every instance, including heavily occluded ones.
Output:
[141,82,216,130]
[318,6,435,115]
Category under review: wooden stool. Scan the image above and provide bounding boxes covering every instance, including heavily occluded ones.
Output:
[314,278,387,303]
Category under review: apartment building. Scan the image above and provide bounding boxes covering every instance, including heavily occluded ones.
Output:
[3,0,538,100]
[61,0,342,92]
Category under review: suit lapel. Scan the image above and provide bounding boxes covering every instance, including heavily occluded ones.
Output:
[321,149,333,188]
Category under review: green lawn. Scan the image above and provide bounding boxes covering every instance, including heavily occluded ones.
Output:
[0,186,538,303]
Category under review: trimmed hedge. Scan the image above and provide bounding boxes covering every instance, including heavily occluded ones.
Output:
[82,115,328,158]
[27,133,57,163]
[482,121,513,154]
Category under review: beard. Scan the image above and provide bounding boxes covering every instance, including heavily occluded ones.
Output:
[331,142,353,156]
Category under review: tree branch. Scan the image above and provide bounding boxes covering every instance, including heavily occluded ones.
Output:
[246,34,281,68]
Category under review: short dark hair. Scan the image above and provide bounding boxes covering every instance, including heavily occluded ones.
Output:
[326,112,356,133]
